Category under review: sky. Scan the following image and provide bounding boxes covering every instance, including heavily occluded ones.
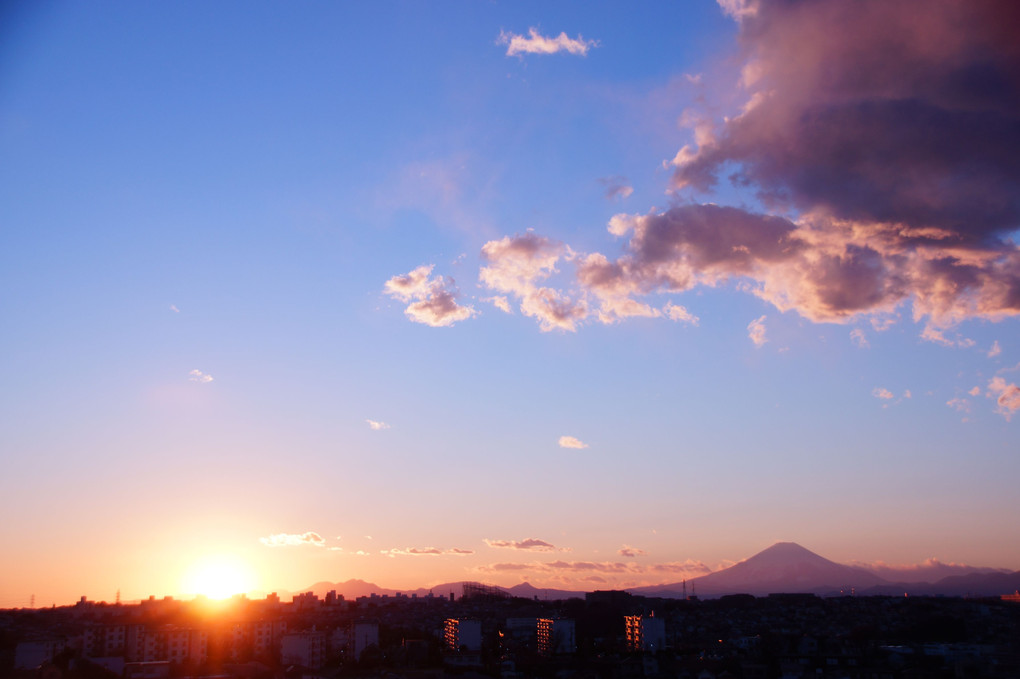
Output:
[1,0,1019,607]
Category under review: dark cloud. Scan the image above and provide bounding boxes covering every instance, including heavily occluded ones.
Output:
[652,0,1020,328]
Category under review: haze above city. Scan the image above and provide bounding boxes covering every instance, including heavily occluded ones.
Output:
[1,0,1018,609]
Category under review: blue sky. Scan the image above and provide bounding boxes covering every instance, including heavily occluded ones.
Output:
[1,0,1018,606]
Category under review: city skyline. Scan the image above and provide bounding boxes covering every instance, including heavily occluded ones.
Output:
[2,0,1019,608]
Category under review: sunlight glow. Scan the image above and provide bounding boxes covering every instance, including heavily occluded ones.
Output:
[181,555,257,600]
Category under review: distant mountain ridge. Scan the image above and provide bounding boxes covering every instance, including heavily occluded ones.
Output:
[630,542,1020,598]
[277,543,1019,602]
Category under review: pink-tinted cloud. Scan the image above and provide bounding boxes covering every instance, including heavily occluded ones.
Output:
[987,376,1020,420]
[485,538,559,552]
[479,234,586,332]
[618,545,647,558]
[946,398,971,413]
[384,547,473,557]
[366,419,390,431]
[747,315,767,346]
[988,340,1002,358]
[558,436,588,450]
[873,388,894,400]
[479,562,533,572]
[499,28,598,57]
[487,296,512,314]
[544,560,639,574]
[259,532,326,548]
[384,265,476,327]
[660,0,1020,330]
[851,557,1009,583]
[188,369,213,384]
[850,328,869,348]
[648,560,713,576]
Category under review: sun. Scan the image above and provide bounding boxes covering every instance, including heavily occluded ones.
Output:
[181,555,257,600]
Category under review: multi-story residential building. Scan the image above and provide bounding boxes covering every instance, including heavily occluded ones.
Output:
[537,618,575,656]
[624,615,665,652]
[444,618,482,653]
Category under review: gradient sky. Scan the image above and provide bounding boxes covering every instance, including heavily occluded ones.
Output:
[2,0,1019,607]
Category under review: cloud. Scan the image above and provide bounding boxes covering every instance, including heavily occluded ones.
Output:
[544,560,639,573]
[487,296,512,314]
[946,397,971,413]
[384,546,473,557]
[618,545,647,558]
[480,234,586,332]
[366,419,390,431]
[747,315,767,346]
[663,302,699,325]
[850,328,870,348]
[169,304,179,313]
[851,557,1009,583]
[717,0,758,20]
[872,388,894,400]
[920,325,976,348]
[969,386,981,396]
[987,376,1020,420]
[988,340,1002,358]
[188,369,213,384]
[558,436,588,449]
[499,28,598,57]
[259,532,326,548]
[384,265,477,327]
[659,0,1020,331]
[599,176,634,200]
[479,562,533,572]
[485,538,559,552]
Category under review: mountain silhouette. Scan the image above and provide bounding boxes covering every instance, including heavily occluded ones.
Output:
[280,543,1018,602]
[632,542,887,597]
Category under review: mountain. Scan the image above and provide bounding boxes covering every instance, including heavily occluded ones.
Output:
[505,582,587,600]
[632,542,888,597]
[290,579,587,602]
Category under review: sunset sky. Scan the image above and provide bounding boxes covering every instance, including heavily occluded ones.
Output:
[2,0,1019,607]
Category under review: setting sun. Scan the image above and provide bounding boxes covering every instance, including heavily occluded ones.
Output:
[181,555,257,600]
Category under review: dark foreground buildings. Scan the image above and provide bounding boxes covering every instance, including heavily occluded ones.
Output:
[3,586,1020,678]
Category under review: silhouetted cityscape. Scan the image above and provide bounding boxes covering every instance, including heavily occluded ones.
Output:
[5,581,1020,679]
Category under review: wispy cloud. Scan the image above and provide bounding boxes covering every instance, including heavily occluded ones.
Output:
[599,176,634,200]
[946,397,971,413]
[987,377,1020,420]
[169,304,180,313]
[487,296,512,314]
[618,545,647,558]
[366,419,390,431]
[747,315,767,347]
[872,388,894,400]
[850,328,869,348]
[188,369,213,384]
[485,538,559,552]
[558,436,588,450]
[384,547,474,557]
[988,341,1002,358]
[384,265,477,327]
[259,532,326,548]
[499,28,598,57]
